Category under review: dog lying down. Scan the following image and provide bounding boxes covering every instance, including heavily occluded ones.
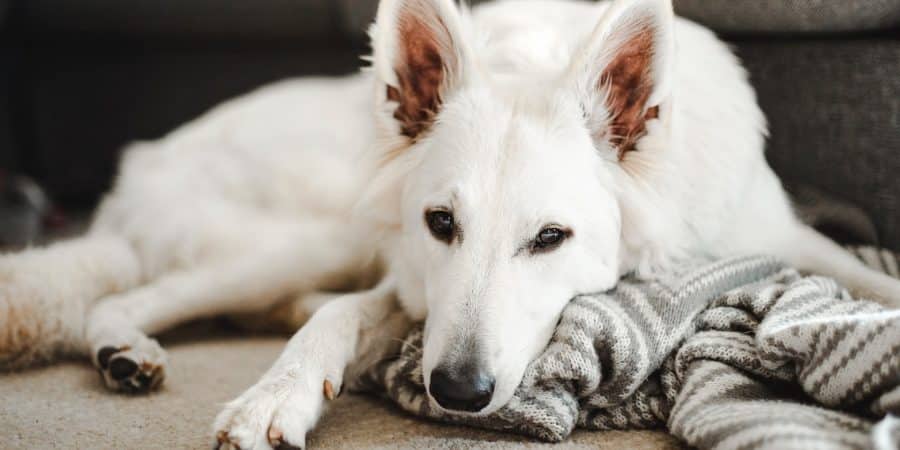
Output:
[1,0,899,449]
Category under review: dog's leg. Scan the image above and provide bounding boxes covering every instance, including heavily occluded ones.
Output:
[0,234,140,369]
[768,224,900,309]
[213,279,411,450]
[230,291,346,334]
[85,262,291,393]
[86,220,377,393]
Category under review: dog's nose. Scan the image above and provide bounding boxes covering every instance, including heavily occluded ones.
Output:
[428,366,495,412]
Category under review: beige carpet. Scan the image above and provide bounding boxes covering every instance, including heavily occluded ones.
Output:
[0,323,683,449]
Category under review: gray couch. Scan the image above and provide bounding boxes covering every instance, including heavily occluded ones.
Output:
[0,2,898,449]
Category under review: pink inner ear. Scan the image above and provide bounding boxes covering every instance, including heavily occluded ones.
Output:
[598,26,659,160]
[388,10,448,139]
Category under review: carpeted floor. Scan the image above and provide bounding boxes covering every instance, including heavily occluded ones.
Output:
[0,322,682,449]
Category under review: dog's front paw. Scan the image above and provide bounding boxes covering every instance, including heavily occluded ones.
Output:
[213,365,339,450]
[93,335,167,394]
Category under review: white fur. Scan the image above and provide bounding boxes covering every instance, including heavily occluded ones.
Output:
[1,0,898,448]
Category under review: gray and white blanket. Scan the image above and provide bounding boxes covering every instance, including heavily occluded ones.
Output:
[362,247,900,450]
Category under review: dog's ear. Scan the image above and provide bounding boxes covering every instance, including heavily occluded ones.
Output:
[371,0,471,141]
[570,0,674,160]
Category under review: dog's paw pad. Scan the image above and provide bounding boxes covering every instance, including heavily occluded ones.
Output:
[108,356,139,380]
[93,340,166,394]
[96,346,120,369]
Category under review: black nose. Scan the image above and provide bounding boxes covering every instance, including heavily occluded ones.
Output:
[428,366,495,412]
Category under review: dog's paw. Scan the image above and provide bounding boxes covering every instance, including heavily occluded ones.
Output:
[213,366,339,450]
[93,336,167,394]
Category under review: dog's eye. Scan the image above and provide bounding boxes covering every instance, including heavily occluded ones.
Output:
[532,227,569,253]
[425,209,455,243]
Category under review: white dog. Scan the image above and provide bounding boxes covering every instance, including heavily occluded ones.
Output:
[1,0,898,448]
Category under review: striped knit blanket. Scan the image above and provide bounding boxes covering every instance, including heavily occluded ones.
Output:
[362,247,900,450]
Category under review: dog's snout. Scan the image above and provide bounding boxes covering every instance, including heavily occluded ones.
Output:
[429,365,495,412]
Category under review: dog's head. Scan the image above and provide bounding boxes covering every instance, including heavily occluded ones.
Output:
[364,0,674,414]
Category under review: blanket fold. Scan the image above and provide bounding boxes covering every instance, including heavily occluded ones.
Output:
[361,248,900,450]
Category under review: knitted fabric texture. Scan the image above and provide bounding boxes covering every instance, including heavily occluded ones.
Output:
[361,247,900,450]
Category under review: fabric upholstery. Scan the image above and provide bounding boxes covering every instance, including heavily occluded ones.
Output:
[674,0,900,34]
[739,39,900,251]
[0,0,9,27]
[337,1,900,39]
[15,1,900,40]
[19,0,337,40]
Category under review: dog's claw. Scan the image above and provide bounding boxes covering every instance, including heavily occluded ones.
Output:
[214,430,242,450]
[268,426,283,446]
[323,379,335,400]
[268,424,305,449]
[214,431,228,450]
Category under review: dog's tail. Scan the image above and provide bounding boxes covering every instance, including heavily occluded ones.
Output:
[0,234,141,369]
[765,224,900,310]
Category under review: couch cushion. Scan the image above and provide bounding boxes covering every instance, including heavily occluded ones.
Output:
[0,0,9,28]
[0,323,683,449]
[338,1,900,40]
[674,0,900,33]
[19,0,338,40]
[738,39,900,251]
[18,1,900,40]
[24,45,362,205]
[336,0,378,39]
